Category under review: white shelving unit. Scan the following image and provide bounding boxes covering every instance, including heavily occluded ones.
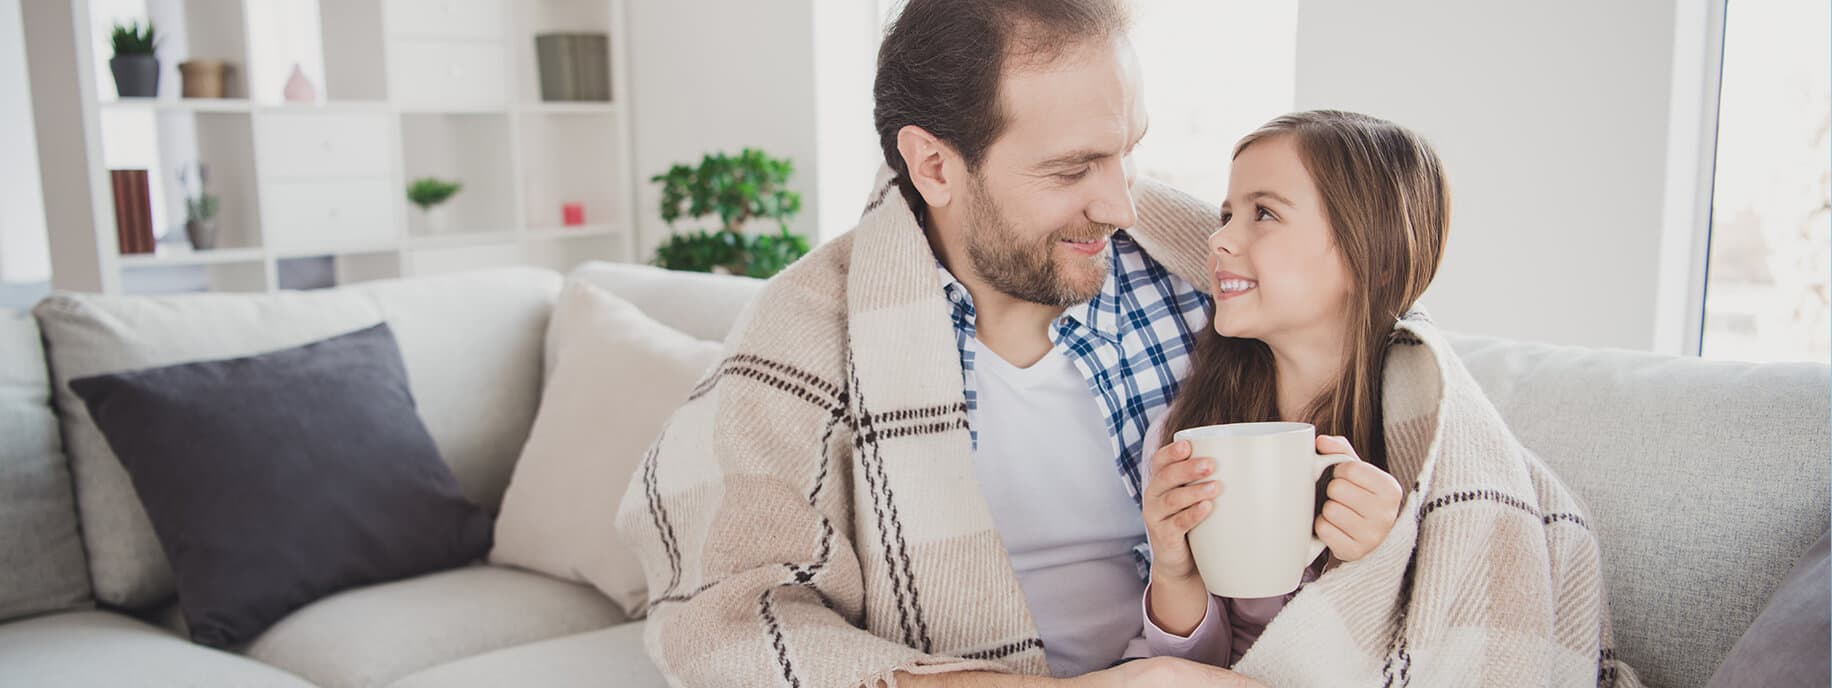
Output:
[24,0,637,295]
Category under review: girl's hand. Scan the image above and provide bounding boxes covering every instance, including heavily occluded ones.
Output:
[1314,435,1404,563]
[1143,439,1219,584]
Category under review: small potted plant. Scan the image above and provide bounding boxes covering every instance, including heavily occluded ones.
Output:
[109,21,160,98]
[407,177,463,233]
[651,148,808,278]
[178,163,219,250]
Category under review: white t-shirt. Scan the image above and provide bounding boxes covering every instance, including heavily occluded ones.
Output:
[967,337,1149,677]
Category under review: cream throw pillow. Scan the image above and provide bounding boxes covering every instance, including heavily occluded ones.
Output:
[491,279,723,617]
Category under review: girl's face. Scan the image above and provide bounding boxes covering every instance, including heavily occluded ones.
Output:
[1208,136,1354,345]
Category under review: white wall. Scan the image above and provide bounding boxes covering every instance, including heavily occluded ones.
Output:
[1295,0,1707,352]
[0,0,51,284]
[626,0,823,257]
[811,0,884,241]
[1130,0,1297,206]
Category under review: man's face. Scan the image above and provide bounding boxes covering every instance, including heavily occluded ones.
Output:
[958,37,1148,308]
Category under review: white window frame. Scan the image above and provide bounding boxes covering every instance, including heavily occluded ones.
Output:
[1653,0,1729,356]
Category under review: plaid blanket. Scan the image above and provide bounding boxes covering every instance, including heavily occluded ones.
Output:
[616,167,1636,687]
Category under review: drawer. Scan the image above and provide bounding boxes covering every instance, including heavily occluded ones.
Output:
[387,40,508,109]
[255,114,393,180]
[261,179,399,251]
[383,0,503,41]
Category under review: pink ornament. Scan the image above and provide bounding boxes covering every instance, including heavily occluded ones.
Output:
[283,64,317,103]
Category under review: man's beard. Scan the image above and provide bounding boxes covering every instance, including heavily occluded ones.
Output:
[962,176,1113,308]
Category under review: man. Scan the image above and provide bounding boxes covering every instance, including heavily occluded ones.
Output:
[618,1,1258,685]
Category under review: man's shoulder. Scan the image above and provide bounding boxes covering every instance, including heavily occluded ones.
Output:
[730,232,855,337]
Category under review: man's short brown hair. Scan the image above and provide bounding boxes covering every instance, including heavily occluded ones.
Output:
[872,0,1131,224]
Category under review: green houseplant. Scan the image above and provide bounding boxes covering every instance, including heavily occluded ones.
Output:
[109,21,160,98]
[651,148,808,278]
[178,162,219,250]
[407,177,462,233]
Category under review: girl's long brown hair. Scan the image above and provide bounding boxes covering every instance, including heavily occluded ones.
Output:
[1161,110,1451,471]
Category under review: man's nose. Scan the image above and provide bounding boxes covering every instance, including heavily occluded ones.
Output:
[1086,164,1138,229]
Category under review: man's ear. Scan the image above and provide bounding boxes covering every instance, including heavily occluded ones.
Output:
[896,125,956,210]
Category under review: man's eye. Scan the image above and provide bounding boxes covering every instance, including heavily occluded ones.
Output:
[1058,168,1090,182]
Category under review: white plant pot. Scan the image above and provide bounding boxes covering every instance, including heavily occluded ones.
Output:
[421,205,452,234]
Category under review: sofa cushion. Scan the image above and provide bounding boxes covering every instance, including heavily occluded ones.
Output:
[0,610,314,687]
[69,323,494,647]
[35,288,382,609]
[387,621,665,688]
[0,309,90,622]
[491,279,724,617]
[245,565,626,688]
[1450,334,1831,688]
[32,268,557,610]
[351,269,558,513]
[568,262,765,342]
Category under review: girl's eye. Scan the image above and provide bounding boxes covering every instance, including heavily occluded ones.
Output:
[1219,211,1233,226]
[1256,206,1276,221]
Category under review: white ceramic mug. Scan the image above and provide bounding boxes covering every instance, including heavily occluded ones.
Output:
[1173,422,1352,599]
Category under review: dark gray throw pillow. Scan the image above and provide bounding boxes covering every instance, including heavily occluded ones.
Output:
[69,323,493,648]
[1707,530,1830,688]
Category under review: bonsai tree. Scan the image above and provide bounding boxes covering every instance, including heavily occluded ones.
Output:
[651,148,808,278]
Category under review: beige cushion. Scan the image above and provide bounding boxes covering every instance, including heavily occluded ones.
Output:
[1450,334,1831,688]
[244,565,626,688]
[491,279,723,617]
[30,268,558,610]
[387,622,665,688]
[0,611,313,687]
[351,268,560,513]
[0,310,91,622]
[567,262,765,342]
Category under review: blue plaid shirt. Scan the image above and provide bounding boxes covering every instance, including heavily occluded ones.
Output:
[939,230,1213,505]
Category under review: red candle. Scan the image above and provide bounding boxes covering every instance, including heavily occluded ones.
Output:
[562,203,585,226]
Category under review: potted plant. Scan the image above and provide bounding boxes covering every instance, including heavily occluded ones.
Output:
[651,148,808,278]
[407,177,463,233]
[109,21,160,99]
[178,163,219,250]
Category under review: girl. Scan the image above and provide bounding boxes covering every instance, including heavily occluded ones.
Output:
[1136,110,1636,686]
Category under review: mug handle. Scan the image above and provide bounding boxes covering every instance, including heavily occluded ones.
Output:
[1306,452,1357,563]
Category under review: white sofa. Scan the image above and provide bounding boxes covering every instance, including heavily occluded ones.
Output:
[0,262,1823,688]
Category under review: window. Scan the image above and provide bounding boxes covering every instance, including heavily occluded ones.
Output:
[1700,0,1830,363]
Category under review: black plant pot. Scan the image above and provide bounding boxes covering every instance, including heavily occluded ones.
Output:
[110,55,160,98]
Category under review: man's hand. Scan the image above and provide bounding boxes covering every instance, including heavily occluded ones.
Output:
[1073,657,1268,688]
